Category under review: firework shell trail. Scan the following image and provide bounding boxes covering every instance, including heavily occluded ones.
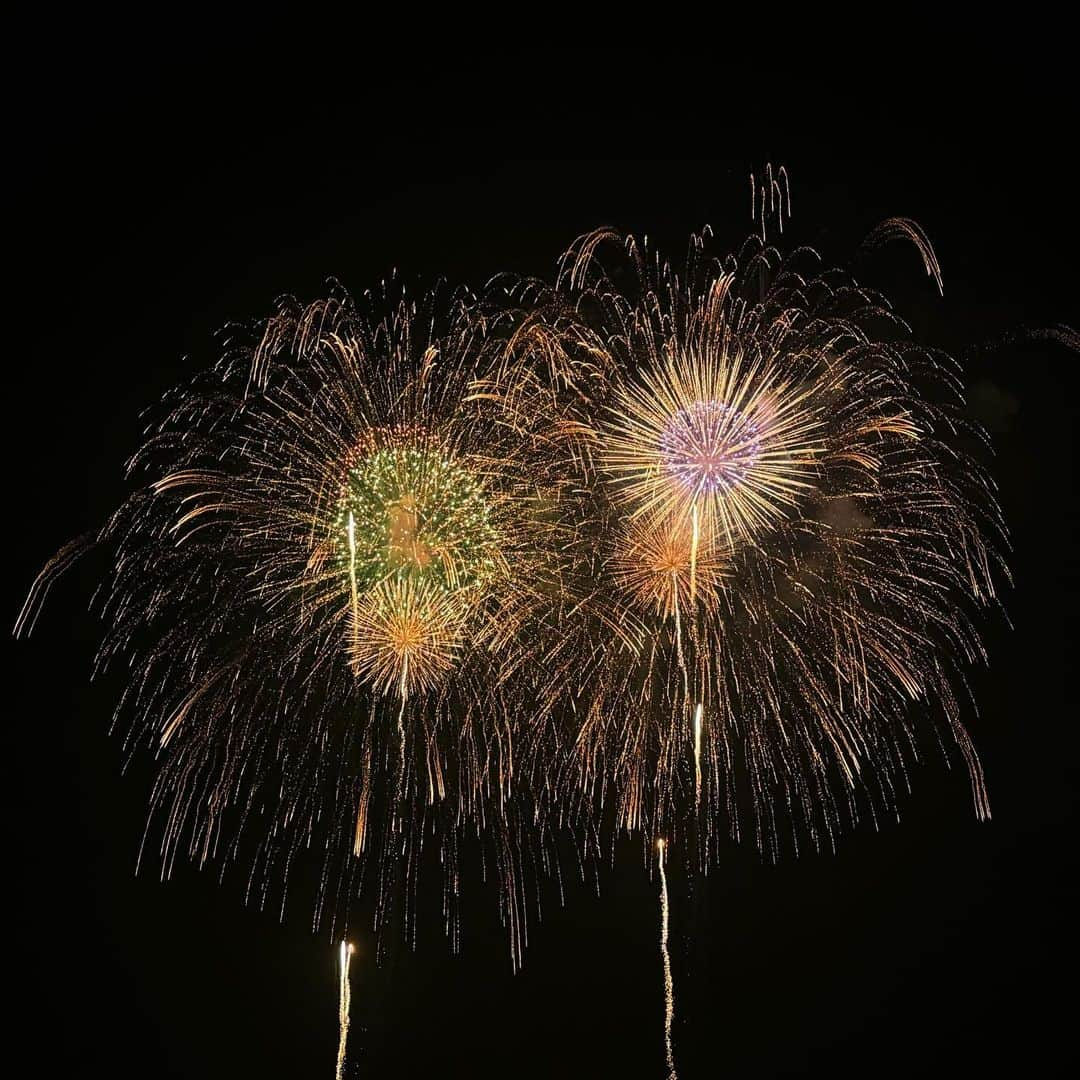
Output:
[693,703,703,810]
[658,840,677,1080]
[336,941,353,1080]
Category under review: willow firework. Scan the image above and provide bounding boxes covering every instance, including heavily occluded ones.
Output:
[504,169,1008,865]
[15,170,1009,979]
[16,281,584,958]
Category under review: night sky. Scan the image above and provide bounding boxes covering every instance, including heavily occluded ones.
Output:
[9,29,1077,1079]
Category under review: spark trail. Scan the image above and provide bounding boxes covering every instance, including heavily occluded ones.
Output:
[658,840,677,1080]
[693,704,703,809]
[336,941,354,1080]
[689,502,700,602]
[347,511,359,651]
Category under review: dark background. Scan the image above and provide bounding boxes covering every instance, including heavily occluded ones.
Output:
[7,29,1077,1079]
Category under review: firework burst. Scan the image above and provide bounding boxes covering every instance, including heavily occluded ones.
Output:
[16,171,1011,996]
[17,280,585,960]
[609,512,730,622]
[349,576,471,698]
[502,178,1008,864]
[602,342,826,552]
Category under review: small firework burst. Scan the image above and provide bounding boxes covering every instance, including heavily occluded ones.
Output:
[349,576,470,697]
[609,512,730,621]
[336,440,503,595]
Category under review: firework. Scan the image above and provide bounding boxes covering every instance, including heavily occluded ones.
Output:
[601,343,825,551]
[336,941,354,1080]
[16,170,1010,1004]
[475,185,1009,1067]
[17,281,584,962]
[502,171,1007,868]
[609,512,730,623]
[349,575,471,699]
[657,839,677,1080]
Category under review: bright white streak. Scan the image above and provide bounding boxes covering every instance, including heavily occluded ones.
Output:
[336,941,354,1080]
[693,703,703,809]
[347,512,359,648]
[689,502,700,602]
[658,839,677,1079]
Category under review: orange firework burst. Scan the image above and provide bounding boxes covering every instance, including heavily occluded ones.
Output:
[610,512,730,621]
[349,576,470,697]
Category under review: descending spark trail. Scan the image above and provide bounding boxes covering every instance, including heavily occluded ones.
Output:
[347,511,359,649]
[657,840,677,1080]
[689,502,700,603]
[693,704,703,809]
[336,941,354,1080]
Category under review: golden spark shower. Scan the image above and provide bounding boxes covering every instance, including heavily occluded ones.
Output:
[16,169,1009,1063]
[501,169,1007,873]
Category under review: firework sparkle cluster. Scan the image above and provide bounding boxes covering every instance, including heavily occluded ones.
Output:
[17,170,1008,964]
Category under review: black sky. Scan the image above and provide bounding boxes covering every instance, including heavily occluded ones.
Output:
[7,29,1078,1080]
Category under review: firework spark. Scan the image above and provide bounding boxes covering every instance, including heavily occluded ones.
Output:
[657,839,677,1080]
[336,941,354,1080]
[503,179,1008,868]
[16,171,1011,1023]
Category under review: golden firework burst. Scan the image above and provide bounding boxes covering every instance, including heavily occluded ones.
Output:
[609,512,730,621]
[349,576,470,697]
[518,211,1010,864]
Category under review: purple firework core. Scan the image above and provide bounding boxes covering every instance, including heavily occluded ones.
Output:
[659,399,761,494]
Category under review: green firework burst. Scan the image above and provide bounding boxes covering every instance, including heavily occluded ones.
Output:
[337,444,501,593]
